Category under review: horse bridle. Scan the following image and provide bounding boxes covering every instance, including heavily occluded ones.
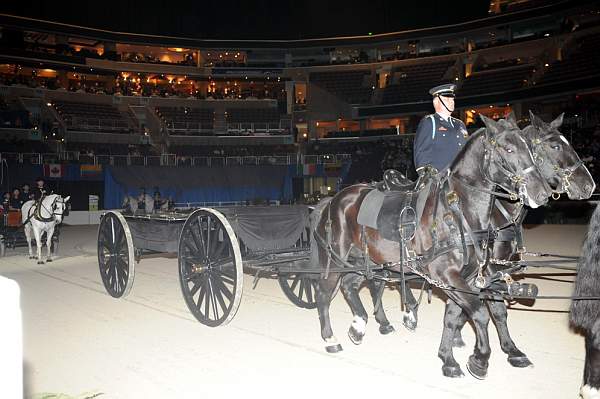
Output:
[529,130,585,199]
[34,196,67,222]
[478,135,539,203]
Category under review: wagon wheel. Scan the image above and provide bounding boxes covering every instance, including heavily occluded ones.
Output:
[278,273,341,309]
[178,208,243,327]
[97,211,135,298]
[278,274,318,309]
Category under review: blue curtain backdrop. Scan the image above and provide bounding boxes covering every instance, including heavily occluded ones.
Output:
[104,165,294,209]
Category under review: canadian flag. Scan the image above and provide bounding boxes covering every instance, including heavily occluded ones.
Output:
[43,163,64,178]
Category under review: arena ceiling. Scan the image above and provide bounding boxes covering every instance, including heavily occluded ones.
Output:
[0,0,493,40]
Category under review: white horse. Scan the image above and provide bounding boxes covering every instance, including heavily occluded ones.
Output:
[122,193,154,214]
[21,194,70,264]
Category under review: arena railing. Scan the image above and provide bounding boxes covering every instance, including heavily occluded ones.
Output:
[226,122,288,134]
[0,152,351,167]
[174,200,282,209]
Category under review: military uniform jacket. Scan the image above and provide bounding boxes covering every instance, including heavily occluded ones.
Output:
[32,186,47,201]
[413,113,469,171]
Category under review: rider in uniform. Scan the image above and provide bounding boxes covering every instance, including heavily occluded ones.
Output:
[413,84,469,178]
[32,177,48,204]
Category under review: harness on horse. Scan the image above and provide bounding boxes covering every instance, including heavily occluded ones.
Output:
[313,132,544,313]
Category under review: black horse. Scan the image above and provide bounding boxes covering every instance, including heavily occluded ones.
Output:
[438,111,596,374]
[571,203,600,399]
[311,115,550,379]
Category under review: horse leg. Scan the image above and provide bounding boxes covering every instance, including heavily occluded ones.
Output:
[398,282,419,331]
[315,277,343,353]
[443,301,467,348]
[438,300,467,378]
[439,286,492,379]
[458,296,491,379]
[33,227,44,264]
[366,279,395,335]
[340,273,369,345]
[45,227,55,262]
[581,322,600,399]
[24,224,35,259]
[486,299,532,367]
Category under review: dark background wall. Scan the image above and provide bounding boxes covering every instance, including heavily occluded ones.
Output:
[0,0,490,39]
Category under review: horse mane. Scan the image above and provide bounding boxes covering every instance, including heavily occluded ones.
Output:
[570,203,600,331]
[448,128,486,172]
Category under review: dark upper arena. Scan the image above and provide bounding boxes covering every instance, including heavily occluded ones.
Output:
[0,0,598,219]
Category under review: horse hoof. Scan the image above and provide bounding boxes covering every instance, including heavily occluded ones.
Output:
[379,324,395,335]
[466,357,488,380]
[508,355,533,368]
[46,258,53,263]
[452,336,466,348]
[37,261,44,265]
[402,312,417,331]
[581,384,600,399]
[326,344,343,353]
[442,365,465,378]
[29,256,36,259]
[348,327,364,345]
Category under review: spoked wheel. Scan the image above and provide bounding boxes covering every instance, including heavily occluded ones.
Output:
[97,211,135,298]
[278,273,341,309]
[278,274,318,309]
[178,208,243,327]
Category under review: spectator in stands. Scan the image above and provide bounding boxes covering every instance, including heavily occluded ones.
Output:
[137,187,147,209]
[21,183,32,200]
[1,192,10,212]
[9,188,23,210]
[153,187,163,211]
[413,83,468,177]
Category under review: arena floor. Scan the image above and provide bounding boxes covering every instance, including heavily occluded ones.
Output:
[0,223,589,399]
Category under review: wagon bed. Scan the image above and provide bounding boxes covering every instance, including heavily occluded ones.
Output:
[97,206,319,327]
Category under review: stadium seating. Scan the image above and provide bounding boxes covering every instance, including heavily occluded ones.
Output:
[52,100,132,133]
[537,33,600,86]
[381,60,455,104]
[310,71,373,104]
[0,96,32,129]
[155,106,215,136]
[225,107,284,134]
[459,64,535,97]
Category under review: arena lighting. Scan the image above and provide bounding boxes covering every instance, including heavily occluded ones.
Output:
[544,63,549,67]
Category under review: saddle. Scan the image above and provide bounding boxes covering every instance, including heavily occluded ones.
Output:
[376,169,417,192]
[358,169,433,242]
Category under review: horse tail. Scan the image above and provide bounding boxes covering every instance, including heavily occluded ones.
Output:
[309,197,334,266]
[570,203,600,331]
